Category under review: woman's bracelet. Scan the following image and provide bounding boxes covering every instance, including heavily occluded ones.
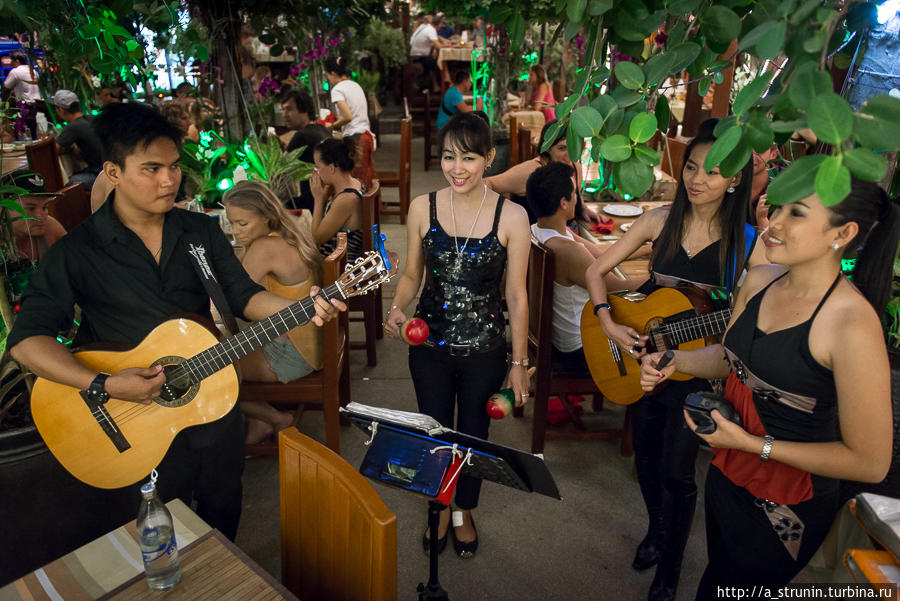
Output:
[593,303,611,316]
[510,358,530,367]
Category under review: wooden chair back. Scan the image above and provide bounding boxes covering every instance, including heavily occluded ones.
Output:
[279,428,397,601]
[660,137,688,180]
[349,180,382,366]
[47,183,91,231]
[509,115,520,168]
[377,117,411,224]
[25,138,65,192]
[518,126,536,164]
[524,239,630,455]
[241,234,351,455]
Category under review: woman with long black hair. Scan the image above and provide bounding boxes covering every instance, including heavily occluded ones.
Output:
[585,119,765,601]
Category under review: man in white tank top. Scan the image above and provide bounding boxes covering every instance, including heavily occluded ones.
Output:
[527,163,602,368]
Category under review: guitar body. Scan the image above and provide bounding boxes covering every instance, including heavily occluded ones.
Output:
[580,287,719,406]
[31,318,239,489]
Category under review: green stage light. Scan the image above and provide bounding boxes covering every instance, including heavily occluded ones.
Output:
[217,177,234,191]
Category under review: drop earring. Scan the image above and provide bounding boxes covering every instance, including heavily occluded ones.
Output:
[726,185,736,193]
[831,243,840,251]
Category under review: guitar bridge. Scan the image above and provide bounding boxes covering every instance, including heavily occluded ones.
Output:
[80,391,131,453]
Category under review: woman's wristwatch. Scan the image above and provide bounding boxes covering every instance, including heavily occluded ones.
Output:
[760,435,775,462]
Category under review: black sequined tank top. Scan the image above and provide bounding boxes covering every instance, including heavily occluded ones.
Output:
[415,191,507,346]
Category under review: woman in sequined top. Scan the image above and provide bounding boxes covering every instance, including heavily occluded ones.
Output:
[640,180,898,595]
[385,112,531,559]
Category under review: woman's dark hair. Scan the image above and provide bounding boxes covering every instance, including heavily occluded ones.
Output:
[828,181,900,315]
[531,64,549,85]
[315,137,356,172]
[323,57,348,77]
[438,111,493,158]
[653,118,754,292]
[93,102,183,167]
[527,162,575,218]
[538,119,566,160]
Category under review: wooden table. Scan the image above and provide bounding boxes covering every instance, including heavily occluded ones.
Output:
[98,531,300,601]
[1,499,223,600]
[0,151,28,177]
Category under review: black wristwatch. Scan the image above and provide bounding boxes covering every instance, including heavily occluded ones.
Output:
[84,373,111,405]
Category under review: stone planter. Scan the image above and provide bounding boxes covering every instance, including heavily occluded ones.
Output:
[0,424,135,584]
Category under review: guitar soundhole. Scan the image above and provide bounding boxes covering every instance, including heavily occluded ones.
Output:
[152,356,198,407]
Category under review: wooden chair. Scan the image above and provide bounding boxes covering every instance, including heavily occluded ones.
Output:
[47,183,91,231]
[279,428,397,601]
[509,115,521,168]
[660,136,688,179]
[521,238,631,455]
[377,117,411,224]
[421,91,440,171]
[25,138,65,192]
[349,180,382,366]
[242,234,351,456]
[518,125,537,164]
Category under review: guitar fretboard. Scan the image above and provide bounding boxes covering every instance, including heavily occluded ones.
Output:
[178,281,346,383]
[655,308,732,347]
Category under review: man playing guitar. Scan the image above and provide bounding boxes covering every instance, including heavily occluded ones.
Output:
[8,102,345,540]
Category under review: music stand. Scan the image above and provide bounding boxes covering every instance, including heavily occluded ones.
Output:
[341,402,561,601]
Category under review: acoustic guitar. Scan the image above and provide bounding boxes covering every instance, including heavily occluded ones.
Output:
[580,286,731,406]
[31,245,393,489]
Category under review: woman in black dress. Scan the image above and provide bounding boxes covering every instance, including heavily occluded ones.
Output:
[585,119,765,601]
[640,179,898,598]
[384,112,531,558]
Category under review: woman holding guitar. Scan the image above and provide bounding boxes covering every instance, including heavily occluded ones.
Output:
[223,181,324,444]
[639,181,898,596]
[385,112,531,559]
[585,119,764,601]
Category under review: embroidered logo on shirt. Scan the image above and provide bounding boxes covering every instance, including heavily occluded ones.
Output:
[188,243,217,282]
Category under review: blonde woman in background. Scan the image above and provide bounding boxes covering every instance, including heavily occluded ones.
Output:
[223,181,324,444]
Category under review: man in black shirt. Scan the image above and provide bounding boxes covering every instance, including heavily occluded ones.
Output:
[282,89,329,210]
[8,102,344,540]
[50,89,104,190]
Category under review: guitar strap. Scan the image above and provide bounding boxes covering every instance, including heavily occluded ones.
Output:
[185,235,240,336]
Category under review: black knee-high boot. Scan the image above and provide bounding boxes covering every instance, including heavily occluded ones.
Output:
[633,456,666,571]
[648,491,697,601]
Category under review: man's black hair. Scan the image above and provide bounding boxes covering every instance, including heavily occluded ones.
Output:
[92,103,183,168]
[9,51,27,64]
[527,162,575,219]
[280,89,315,120]
[451,70,469,86]
[324,57,348,77]
[174,82,193,95]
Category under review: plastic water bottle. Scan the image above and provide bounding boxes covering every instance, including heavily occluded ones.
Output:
[137,480,181,590]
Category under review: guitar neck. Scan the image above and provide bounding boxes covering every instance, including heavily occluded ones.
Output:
[657,307,733,348]
[181,281,346,381]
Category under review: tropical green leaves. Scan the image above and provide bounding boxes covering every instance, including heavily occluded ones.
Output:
[807,93,853,145]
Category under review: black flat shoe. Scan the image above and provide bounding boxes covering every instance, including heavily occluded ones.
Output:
[451,511,478,559]
[422,527,449,556]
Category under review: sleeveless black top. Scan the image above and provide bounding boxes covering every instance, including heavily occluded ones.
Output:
[639,240,725,297]
[415,192,507,346]
[318,187,364,262]
[723,273,840,445]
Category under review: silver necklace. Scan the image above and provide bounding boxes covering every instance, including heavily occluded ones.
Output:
[449,184,488,272]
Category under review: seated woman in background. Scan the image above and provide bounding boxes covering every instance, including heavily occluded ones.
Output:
[524,64,556,122]
[223,181,324,444]
[639,180,898,596]
[486,119,600,225]
[309,137,364,262]
[160,101,199,143]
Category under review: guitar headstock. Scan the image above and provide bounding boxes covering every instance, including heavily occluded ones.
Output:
[337,226,394,298]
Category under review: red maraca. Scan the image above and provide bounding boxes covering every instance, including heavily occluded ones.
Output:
[401,317,430,345]
[486,367,536,419]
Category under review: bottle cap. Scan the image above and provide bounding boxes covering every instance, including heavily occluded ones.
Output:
[140,481,156,497]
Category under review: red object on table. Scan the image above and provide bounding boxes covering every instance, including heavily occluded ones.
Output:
[589,216,615,235]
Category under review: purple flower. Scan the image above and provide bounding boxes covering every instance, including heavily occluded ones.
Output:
[289,63,301,76]
[258,76,281,96]
[655,31,668,49]
[329,37,340,47]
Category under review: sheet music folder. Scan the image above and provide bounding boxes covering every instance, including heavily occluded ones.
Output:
[341,402,561,500]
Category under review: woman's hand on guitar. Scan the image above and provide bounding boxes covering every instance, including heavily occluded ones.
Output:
[309,285,346,326]
[383,306,406,339]
[639,352,677,391]
[603,321,648,359]
[106,365,167,404]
